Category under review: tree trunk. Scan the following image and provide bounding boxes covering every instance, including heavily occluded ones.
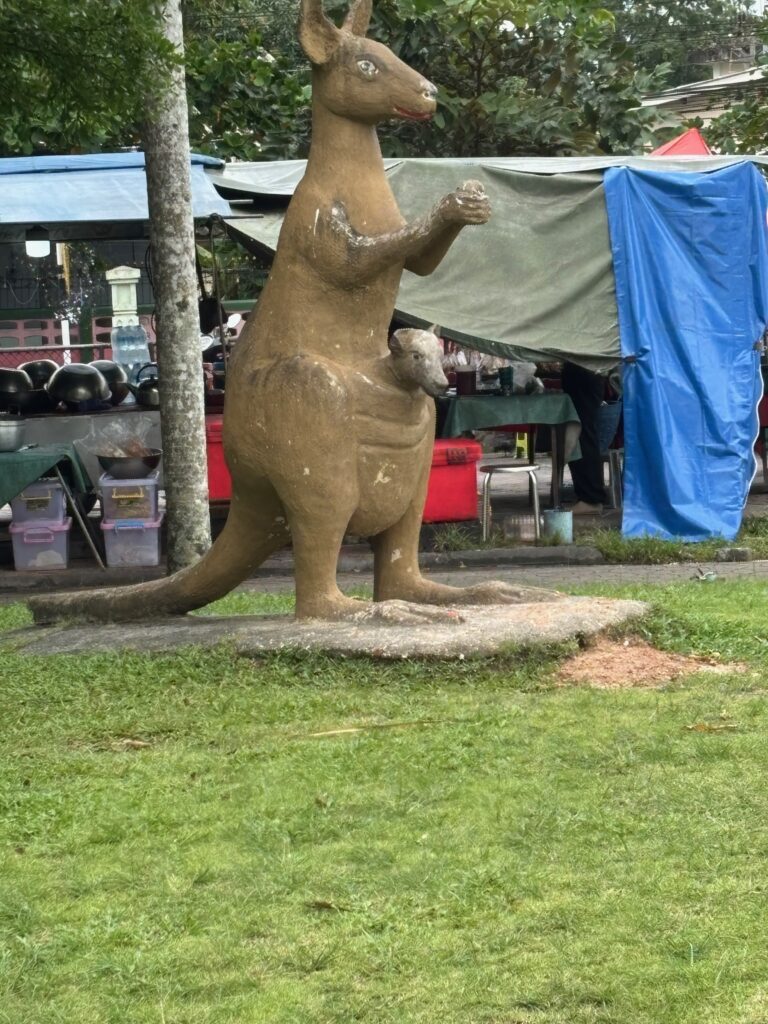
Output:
[141,0,211,571]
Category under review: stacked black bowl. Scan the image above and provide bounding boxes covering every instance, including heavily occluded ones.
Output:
[47,363,111,413]
[18,359,59,414]
[89,360,130,406]
[0,367,34,413]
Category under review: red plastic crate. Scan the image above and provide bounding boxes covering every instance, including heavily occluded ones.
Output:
[205,415,232,502]
[422,439,483,523]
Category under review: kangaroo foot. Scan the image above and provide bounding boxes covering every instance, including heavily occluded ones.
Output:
[298,593,465,625]
[379,578,562,606]
[357,600,465,625]
[296,592,369,621]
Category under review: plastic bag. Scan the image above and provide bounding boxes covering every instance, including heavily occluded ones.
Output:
[76,415,156,457]
[511,361,544,394]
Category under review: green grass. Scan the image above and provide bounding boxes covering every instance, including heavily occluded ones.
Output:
[430,515,768,563]
[579,516,768,564]
[2,582,768,1023]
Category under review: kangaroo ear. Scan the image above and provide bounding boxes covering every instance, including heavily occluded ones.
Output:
[343,0,372,35]
[428,324,441,336]
[298,0,341,64]
[388,331,404,356]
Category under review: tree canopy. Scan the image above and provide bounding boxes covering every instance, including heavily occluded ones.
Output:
[0,0,174,154]
[605,0,757,89]
[363,0,663,157]
[2,0,760,160]
[181,0,310,161]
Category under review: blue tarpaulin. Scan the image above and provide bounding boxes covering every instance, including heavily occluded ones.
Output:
[0,152,229,240]
[605,163,768,541]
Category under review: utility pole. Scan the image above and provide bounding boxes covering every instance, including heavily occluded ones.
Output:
[141,0,211,571]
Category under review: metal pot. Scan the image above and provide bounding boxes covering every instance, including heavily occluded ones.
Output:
[0,415,25,452]
[0,367,33,413]
[89,359,130,406]
[97,447,162,479]
[18,359,59,388]
[47,363,111,410]
[126,363,160,408]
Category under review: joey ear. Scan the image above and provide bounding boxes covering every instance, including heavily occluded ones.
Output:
[298,0,341,64]
[343,0,372,36]
[388,332,405,356]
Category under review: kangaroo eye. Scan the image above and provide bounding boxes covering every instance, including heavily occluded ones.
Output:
[357,59,378,78]
[413,353,422,361]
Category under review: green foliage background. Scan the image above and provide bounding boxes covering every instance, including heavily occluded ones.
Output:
[0,1,765,160]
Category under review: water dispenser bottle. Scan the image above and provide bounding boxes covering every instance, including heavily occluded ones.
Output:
[111,323,151,382]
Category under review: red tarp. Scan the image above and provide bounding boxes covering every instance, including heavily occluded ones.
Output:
[652,128,711,156]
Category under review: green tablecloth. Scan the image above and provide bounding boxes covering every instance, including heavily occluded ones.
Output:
[439,393,581,459]
[0,443,93,508]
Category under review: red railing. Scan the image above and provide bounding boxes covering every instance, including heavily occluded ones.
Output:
[0,314,157,370]
[0,342,115,369]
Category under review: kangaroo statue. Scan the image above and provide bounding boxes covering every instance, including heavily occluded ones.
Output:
[30,0,557,624]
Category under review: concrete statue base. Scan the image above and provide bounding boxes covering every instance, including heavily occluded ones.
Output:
[10,597,646,660]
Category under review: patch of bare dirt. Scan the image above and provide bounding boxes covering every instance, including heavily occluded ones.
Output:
[558,637,745,689]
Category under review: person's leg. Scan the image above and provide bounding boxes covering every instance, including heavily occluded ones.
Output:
[561,361,607,507]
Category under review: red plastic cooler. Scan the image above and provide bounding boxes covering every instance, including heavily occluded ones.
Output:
[422,439,482,523]
[205,415,232,502]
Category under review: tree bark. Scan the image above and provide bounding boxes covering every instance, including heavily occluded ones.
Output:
[141,0,211,571]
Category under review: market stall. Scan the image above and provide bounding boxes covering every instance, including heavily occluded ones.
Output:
[215,154,768,540]
[3,151,768,543]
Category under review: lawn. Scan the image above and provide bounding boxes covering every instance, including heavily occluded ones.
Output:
[429,513,768,563]
[2,581,768,1024]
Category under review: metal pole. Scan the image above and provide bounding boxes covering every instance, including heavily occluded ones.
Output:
[54,466,106,570]
[209,219,228,371]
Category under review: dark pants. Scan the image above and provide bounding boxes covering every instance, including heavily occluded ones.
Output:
[561,361,607,506]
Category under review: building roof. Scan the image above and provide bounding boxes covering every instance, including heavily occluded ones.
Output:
[642,65,766,124]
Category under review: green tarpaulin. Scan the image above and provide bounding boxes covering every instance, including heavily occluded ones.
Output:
[0,443,92,507]
[390,162,617,368]
[219,155,768,371]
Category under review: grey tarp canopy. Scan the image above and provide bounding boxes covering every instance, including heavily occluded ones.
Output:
[214,154,768,370]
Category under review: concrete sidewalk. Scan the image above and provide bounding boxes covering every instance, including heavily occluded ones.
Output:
[2,548,767,605]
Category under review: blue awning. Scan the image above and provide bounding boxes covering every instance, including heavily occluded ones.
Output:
[0,151,230,242]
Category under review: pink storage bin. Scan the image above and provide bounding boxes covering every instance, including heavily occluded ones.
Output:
[10,517,72,571]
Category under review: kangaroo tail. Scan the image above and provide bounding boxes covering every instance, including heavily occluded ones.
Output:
[28,493,288,624]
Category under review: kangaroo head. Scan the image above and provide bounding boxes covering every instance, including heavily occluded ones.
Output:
[388,327,448,397]
[298,0,437,125]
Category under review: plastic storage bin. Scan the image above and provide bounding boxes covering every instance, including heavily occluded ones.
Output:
[10,517,72,570]
[99,471,160,520]
[101,515,164,567]
[10,479,65,524]
[422,439,483,523]
[205,415,232,502]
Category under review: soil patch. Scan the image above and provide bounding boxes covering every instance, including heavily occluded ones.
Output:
[558,637,745,689]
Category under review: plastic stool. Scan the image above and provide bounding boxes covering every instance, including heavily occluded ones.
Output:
[479,463,540,542]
